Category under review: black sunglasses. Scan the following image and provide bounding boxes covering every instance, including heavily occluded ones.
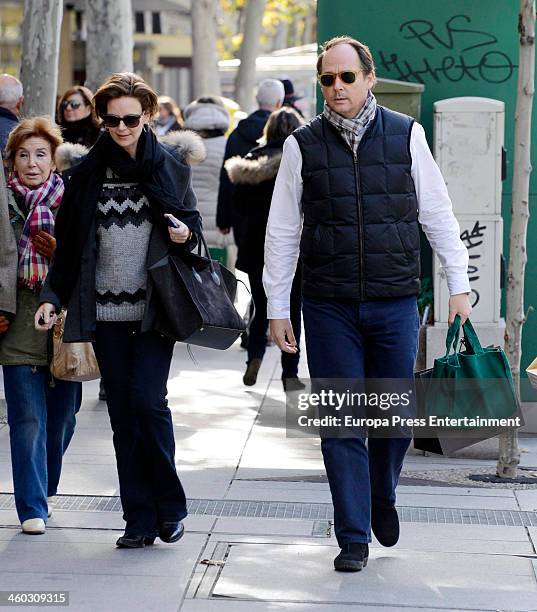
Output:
[318,70,362,87]
[61,99,83,110]
[102,113,143,128]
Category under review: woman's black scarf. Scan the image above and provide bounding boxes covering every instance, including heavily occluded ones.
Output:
[61,114,100,148]
[50,127,201,304]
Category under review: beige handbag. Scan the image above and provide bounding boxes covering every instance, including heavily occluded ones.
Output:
[50,310,100,382]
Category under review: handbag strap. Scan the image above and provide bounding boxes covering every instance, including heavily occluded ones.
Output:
[236,278,256,333]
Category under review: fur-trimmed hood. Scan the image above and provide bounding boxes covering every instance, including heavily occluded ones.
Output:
[54,130,207,172]
[225,152,283,185]
[159,129,207,165]
[55,142,89,172]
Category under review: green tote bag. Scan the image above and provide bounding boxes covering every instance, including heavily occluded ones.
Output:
[426,315,519,422]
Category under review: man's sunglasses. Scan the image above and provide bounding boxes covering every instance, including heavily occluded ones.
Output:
[101,113,143,128]
[61,99,83,110]
[318,70,362,87]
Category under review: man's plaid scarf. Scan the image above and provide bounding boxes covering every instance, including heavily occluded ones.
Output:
[8,171,64,291]
[323,91,377,157]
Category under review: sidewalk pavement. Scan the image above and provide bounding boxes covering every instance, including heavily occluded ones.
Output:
[0,340,536,612]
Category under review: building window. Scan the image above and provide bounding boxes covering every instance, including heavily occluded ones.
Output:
[135,12,145,33]
[152,12,161,34]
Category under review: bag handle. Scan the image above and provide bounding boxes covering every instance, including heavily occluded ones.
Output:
[193,231,221,284]
[236,278,256,333]
[445,314,461,357]
[461,318,484,354]
[444,315,483,361]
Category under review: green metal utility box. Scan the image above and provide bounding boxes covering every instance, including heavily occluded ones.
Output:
[373,78,425,120]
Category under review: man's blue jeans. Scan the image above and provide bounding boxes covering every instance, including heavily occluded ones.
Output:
[302,295,420,546]
[3,365,81,522]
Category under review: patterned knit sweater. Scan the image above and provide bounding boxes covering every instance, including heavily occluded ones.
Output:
[95,169,152,321]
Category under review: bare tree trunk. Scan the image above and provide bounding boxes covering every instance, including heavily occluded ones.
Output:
[273,21,289,52]
[85,0,133,92]
[234,0,267,112]
[191,0,221,99]
[20,0,63,118]
[497,0,535,478]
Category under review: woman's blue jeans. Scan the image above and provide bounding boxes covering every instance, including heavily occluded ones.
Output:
[3,365,81,522]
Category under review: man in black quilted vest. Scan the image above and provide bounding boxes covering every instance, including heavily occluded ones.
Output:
[263,36,472,572]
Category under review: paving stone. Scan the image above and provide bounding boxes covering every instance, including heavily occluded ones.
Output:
[213,517,315,537]
[0,528,206,577]
[396,491,519,510]
[515,490,537,511]
[0,572,185,612]
[212,543,537,610]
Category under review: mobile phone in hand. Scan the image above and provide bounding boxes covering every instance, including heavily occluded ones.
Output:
[165,214,180,228]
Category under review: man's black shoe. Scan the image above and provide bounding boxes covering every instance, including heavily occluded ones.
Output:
[159,521,185,543]
[116,534,155,548]
[371,505,399,547]
[334,543,369,572]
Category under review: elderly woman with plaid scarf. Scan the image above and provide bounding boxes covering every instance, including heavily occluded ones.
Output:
[0,117,81,535]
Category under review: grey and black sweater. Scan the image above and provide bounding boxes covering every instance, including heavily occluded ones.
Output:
[95,169,152,321]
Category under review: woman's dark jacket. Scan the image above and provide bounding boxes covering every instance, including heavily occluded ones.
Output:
[225,139,285,274]
[61,114,101,148]
[41,129,207,343]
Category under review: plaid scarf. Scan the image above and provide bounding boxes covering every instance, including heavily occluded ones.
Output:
[8,171,64,291]
[323,91,377,156]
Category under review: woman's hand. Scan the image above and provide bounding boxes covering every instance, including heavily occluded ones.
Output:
[0,314,10,335]
[165,214,191,244]
[34,303,57,331]
[33,231,56,259]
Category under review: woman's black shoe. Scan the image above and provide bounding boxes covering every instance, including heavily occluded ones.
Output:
[116,534,156,548]
[158,521,185,543]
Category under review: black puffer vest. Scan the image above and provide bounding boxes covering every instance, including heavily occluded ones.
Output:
[293,106,420,300]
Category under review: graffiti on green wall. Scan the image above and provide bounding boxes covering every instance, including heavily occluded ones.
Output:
[378,15,517,84]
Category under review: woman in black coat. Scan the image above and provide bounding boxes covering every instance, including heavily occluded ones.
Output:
[36,73,203,549]
[225,107,304,390]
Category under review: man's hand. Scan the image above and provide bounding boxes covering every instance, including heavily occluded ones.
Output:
[219,227,231,235]
[0,314,10,335]
[448,293,472,326]
[33,230,56,259]
[34,303,57,331]
[269,319,298,354]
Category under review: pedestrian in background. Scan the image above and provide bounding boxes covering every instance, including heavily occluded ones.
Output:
[36,72,203,549]
[280,79,304,117]
[0,74,23,153]
[57,86,100,148]
[226,106,304,390]
[154,95,183,136]
[0,117,81,535]
[183,95,230,251]
[216,78,285,248]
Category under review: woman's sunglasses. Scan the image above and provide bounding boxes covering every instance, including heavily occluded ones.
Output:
[101,114,143,129]
[318,70,362,87]
[61,100,83,110]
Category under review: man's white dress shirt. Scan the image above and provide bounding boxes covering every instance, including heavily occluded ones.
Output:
[263,122,471,319]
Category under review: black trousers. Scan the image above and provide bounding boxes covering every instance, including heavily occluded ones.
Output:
[247,266,302,379]
[93,322,187,536]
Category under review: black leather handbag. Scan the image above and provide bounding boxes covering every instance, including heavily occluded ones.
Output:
[148,234,248,350]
